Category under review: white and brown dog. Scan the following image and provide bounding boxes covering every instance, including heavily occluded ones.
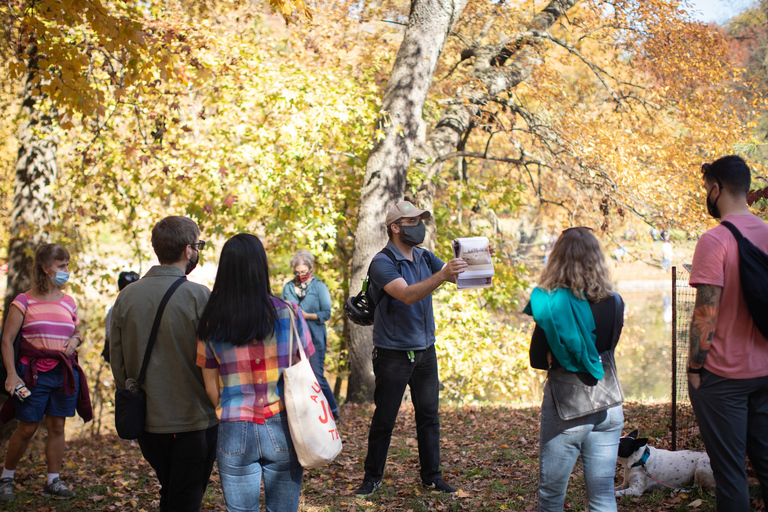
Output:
[615,430,715,497]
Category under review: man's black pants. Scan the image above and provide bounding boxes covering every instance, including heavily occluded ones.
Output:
[689,370,768,511]
[363,345,441,484]
[138,425,218,512]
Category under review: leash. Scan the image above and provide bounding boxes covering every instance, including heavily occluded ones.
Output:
[632,447,717,490]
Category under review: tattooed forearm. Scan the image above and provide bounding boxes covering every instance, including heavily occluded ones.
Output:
[688,284,722,368]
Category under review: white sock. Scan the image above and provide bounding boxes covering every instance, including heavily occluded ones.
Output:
[46,473,59,485]
[1,468,14,480]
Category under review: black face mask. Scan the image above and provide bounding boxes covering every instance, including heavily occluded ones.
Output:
[399,220,426,246]
[706,186,721,219]
[185,250,199,275]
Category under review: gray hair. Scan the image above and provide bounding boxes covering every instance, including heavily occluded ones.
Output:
[290,249,315,270]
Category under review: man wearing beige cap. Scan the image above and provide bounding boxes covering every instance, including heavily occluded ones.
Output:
[355,200,468,497]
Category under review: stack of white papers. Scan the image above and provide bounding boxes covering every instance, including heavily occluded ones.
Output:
[452,236,494,289]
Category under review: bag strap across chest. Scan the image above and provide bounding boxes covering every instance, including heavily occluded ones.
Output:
[136,276,187,386]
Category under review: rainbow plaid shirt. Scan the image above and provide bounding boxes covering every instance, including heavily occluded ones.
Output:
[196,298,315,424]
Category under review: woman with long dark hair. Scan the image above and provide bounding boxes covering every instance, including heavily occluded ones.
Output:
[525,227,625,512]
[197,234,314,511]
[0,243,91,501]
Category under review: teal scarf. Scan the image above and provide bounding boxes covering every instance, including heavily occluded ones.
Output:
[524,287,604,380]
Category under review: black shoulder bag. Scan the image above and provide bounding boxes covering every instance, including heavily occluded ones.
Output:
[0,308,27,396]
[114,276,186,440]
[547,293,625,421]
[720,221,768,339]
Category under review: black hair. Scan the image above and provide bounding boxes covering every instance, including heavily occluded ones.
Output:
[198,233,280,346]
[118,271,140,291]
[703,155,751,195]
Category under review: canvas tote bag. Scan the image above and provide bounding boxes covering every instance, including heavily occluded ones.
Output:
[283,307,342,468]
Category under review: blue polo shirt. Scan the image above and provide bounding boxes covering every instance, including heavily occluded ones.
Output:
[368,241,445,351]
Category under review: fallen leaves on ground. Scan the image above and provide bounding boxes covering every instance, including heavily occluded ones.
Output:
[2,401,764,511]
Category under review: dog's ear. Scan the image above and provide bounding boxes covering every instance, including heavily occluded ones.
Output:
[617,436,635,458]
[629,429,639,439]
[634,437,649,450]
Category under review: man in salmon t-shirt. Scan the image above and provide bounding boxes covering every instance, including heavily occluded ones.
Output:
[688,155,768,512]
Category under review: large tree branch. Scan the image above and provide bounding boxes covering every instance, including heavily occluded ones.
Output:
[413,0,579,170]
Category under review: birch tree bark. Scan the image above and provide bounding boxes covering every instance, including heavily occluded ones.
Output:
[0,48,58,440]
[346,0,467,401]
[3,48,58,323]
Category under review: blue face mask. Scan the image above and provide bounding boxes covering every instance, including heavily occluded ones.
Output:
[49,271,70,287]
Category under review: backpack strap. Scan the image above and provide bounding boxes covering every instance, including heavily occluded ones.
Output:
[373,248,401,313]
[721,220,743,241]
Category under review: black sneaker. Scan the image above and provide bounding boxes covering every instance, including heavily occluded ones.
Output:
[0,478,14,501]
[355,479,382,496]
[42,477,75,499]
[422,478,457,494]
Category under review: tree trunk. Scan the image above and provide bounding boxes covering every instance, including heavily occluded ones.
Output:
[346,0,467,402]
[1,47,58,441]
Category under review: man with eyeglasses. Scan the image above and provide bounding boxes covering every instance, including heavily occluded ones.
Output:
[355,201,468,497]
[110,216,217,512]
[688,156,768,511]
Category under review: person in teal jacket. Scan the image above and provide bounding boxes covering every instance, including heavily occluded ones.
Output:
[281,249,339,421]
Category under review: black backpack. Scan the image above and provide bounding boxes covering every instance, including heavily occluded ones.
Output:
[344,248,400,326]
[721,221,768,339]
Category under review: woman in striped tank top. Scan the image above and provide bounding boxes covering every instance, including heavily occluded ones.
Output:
[0,244,91,502]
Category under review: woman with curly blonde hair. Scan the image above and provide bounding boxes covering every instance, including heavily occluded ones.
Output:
[525,227,625,512]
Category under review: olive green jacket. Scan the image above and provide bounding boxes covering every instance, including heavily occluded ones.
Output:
[110,265,217,433]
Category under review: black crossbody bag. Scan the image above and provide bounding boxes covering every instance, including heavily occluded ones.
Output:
[114,276,186,440]
[547,293,624,421]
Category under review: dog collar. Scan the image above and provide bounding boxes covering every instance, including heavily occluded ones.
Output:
[631,447,651,468]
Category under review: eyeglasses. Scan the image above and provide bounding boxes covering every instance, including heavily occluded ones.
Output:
[190,240,206,251]
[293,270,310,277]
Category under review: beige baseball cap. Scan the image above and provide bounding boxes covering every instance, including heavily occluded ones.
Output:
[385,200,431,226]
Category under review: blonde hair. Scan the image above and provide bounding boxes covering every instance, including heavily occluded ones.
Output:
[538,227,613,302]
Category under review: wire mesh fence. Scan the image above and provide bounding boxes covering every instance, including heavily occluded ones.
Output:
[671,265,701,450]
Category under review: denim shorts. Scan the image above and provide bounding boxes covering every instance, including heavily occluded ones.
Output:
[15,363,79,422]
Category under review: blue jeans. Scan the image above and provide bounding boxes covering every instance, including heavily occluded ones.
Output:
[363,345,441,483]
[217,414,303,512]
[538,383,623,512]
[689,370,768,512]
[309,339,339,419]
